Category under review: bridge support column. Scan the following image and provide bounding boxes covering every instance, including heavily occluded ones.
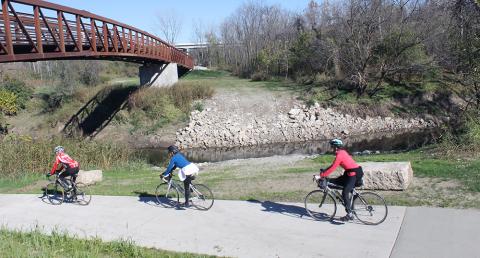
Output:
[139,63,178,87]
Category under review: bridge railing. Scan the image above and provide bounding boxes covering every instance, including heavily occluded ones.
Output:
[0,0,193,69]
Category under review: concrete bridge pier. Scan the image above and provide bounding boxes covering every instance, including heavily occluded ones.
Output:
[139,63,179,87]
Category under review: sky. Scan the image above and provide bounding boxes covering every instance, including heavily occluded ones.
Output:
[34,0,313,44]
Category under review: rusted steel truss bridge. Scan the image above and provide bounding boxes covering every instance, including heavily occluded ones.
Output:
[0,0,193,71]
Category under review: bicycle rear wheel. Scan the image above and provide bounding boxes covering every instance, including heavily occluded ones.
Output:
[155,183,180,208]
[304,190,337,221]
[74,183,91,206]
[45,182,64,205]
[190,184,214,210]
[352,192,388,225]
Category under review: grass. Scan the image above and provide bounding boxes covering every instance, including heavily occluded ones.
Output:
[182,70,299,93]
[0,135,138,179]
[0,173,40,193]
[0,228,215,258]
[87,163,160,196]
[313,150,480,192]
[0,148,479,209]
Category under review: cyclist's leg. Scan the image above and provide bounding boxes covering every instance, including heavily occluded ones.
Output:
[68,167,79,194]
[342,175,356,214]
[58,170,68,187]
[70,167,79,183]
[330,174,346,188]
[183,175,192,206]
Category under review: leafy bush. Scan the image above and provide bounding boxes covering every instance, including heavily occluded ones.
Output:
[0,77,33,109]
[440,111,480,154]
[251,71,269,81]
[0,90,17,115]
[79,61,102,86]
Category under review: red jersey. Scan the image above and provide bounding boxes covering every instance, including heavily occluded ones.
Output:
[320,149,359,177]
[50,152,79,175]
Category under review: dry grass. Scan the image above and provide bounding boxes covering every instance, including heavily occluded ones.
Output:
[0,135,138,179]
[129,81,214,113]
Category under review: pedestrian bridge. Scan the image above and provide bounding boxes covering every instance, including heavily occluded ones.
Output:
[0,0,193,82]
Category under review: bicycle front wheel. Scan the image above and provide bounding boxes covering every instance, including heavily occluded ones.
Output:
[74,183,91,206]
[352,192,388,225]
[155,183,180,208]
[304,190,337,221]
[190,184,214,210]
[45,183,64,205]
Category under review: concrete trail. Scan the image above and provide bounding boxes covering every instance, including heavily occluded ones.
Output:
[0,194,478,258]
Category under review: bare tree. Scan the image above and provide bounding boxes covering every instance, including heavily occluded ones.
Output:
[154,10,183,44]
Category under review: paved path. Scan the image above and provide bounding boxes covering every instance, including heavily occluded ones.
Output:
[390,207,480,258]
[0,194,478,258]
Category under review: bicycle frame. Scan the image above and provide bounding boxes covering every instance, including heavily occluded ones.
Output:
[164,178,192,197]
[51,171,78,194]
[323,182,359,211]
[167,178,202,197]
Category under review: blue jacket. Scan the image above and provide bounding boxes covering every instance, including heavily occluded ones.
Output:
[163,153,191,176]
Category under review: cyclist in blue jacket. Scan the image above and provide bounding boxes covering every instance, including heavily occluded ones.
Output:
[162,145,199,207]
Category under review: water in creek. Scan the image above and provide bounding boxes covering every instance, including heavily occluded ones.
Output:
[140,129,440,166]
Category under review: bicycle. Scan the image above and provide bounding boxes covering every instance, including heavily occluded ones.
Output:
[304,176,388,225]
[155,175,214,210]
[44,171,91,206]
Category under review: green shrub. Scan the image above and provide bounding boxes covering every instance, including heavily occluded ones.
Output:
[440,111,480,154]
[0,77,33,109]
[0,90,17,115]
[251,71,269,81]
[193,101,204,111]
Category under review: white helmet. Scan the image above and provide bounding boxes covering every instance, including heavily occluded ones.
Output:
[54,146,64,154]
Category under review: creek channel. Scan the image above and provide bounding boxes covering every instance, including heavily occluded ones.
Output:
[139,129,440,166]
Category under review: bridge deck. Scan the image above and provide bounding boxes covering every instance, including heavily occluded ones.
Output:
[0,0,193,69]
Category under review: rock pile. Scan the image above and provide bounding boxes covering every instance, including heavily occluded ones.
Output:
[176,104,435,148]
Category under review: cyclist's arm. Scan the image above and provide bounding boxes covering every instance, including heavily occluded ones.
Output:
[320,154,342,178]
[163,157,177,177]
[50,157,60,175]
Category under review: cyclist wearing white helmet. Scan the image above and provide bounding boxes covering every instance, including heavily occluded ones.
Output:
[319,139,364,221]
[47,146,80,190]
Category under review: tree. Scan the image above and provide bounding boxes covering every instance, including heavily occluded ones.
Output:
[154,10,183,44]
[443,0,480,110]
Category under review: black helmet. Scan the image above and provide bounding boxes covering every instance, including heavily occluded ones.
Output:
[167,145,180,154]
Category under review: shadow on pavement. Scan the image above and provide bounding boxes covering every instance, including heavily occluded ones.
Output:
[247,199,314,221]
[247,199,345,225]
[133,191,189,211]
[133,191,159,207]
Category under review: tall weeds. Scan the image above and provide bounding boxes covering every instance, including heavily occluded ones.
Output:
[125,81,214,132]
[438,110,480,156]
[0,135,138,179]
[129,81,214,112]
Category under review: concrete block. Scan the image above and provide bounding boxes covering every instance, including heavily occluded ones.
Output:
[360,162,413,190]
[77,170,103,186]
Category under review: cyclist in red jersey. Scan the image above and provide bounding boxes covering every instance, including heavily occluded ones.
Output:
[319,139,364,221]
[47,146,80,191]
